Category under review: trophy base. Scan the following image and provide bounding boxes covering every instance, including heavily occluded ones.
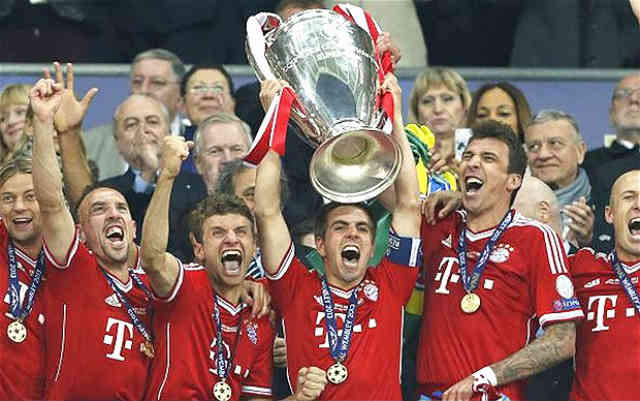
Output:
[310,128,402,203]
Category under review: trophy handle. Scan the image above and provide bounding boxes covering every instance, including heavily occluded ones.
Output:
[246,13,281,82]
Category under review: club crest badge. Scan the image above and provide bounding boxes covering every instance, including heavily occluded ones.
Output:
[489,244,514,263]
[362,282,378,302]
[246,321,258,345]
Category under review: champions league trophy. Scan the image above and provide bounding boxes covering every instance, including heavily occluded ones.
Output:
[246,8,402,203]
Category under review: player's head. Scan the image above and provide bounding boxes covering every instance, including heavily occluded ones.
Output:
[75,183,136,267]
[513,176,563,236]
[460,120,526,219]
[606,170,640,261]
[314,203,376,287]
[0,157,42,249]
[188,193,257,288]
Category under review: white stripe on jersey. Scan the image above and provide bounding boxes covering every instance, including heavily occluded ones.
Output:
[54,303,67,383]
[157,322,171,400]
[512,215,568,274]
[242,385,272,396]
[266,242,294,281]
[539,309,584,327]
[154,258,185,303]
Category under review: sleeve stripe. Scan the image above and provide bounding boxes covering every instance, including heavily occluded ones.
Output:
[514,219,568,274]
[539,309,584,327]
[241,385,272,396]
[410,237,421,267]
[43,229,80,270]
[266,242,294,281]
[152,257,185,303]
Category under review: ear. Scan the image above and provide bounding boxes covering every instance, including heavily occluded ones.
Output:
[315,235,327,258]
[537,200,552,224]
[190,233,205,261]
[130,220,137,240]
[576,141,586,165]
[507,173,522,193]
[77,224,87,243]
[605,205,614,225]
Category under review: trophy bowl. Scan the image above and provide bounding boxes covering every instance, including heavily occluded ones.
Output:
[246,9,402,203]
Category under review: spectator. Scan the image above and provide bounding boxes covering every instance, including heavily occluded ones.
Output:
[584,73,640,252]
[408,67,471,172]
[524,109,594,247]
[0,84,32,162]
[180,64,236,174]
[82,48,187,180]
[467,82,532,143]
[193,113,251,195]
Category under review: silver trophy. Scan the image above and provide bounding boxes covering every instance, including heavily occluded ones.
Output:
[246,9,401,203]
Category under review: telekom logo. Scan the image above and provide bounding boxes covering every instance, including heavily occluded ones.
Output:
[103,317,134,361]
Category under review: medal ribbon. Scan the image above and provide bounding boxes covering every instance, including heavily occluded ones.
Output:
[212,293,243,381]
[320,276,359,363]
[7,243,45,321]
[456,211,513,293]
[100,269,153,344]
[610,251,640,316]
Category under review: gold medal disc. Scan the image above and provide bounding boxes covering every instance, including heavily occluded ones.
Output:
[7,320,27,343]
[460,293,481,314]
[213,380,232,401]
[327,362,348,384]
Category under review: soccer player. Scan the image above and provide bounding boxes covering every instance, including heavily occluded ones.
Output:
[140,135,275,401]
[416,120,584,401]
[30,73,152,400]
[570,169,640,400]
[254,73,422,400]
[0,157,46,400]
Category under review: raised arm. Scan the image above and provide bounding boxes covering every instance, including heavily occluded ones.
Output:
[29,79,76,262]
[140,136,188,297]
[443,321,576,401]
[383,74,421,237]
[47,62,98,207]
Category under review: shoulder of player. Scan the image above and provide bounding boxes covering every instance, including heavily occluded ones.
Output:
[509,213,560,242]
[568,248,611,276]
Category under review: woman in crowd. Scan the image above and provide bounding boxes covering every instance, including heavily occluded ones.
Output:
[408,67,471,175]
[0,84,33,162]
[467,81,532,142]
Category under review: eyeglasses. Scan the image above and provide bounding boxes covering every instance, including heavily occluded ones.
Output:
[131,77,178,92]
[187,83,227,95]
[613,87,640,103]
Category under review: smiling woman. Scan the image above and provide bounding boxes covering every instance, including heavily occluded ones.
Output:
[0,84,33,163]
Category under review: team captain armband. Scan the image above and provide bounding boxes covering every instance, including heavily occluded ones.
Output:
[385,230,423,267]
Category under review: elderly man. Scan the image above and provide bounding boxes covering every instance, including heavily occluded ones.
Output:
[192,112,251,194]
[583,73,640,251]
[83,49,186,180]
[524,109,594,248]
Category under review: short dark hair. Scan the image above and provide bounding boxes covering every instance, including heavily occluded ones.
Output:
[314,202,376,240]
[275,0,325,16]
[74,182,128,222]
[0,157,32,188]
[217,159,289,208]
[467,82,532,143]
[180,64,234,97]
[188,193,255,243]
[468,120,527,204]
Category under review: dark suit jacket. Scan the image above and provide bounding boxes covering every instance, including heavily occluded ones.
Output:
[582,140,639,184]
[100,168,207,262]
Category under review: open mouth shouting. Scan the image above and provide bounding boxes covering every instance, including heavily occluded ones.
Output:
[464,176,484,194]
[221,249,243,275]
[628,217,640,238]
[105,225,125,247]
[341,244,361,268]
[12,216,33,229]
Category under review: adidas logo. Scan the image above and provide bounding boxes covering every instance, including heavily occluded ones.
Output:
[104,293,122,308]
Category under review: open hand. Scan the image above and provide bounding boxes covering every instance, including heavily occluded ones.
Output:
[29,79,63,122]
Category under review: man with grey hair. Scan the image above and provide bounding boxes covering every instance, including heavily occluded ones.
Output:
[524,108,594,247]
[192,112,252,194]
[82,48,187,180]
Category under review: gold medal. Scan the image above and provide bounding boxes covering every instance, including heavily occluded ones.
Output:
[460,293,481,314]
[327,362,348,384]
[7,320,27,343]
[213,380,232,401]
[140,340,155,359]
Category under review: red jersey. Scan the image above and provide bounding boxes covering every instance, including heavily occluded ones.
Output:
[41,231,152,401]
[417,210,584,400]
[0,222,45,400]
[144,262,274,401]
[268,232,422,400]
[570,249,640,401]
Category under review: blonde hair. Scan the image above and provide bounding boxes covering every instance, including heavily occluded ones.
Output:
[0,84,31,109]
[408,68,471,124]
